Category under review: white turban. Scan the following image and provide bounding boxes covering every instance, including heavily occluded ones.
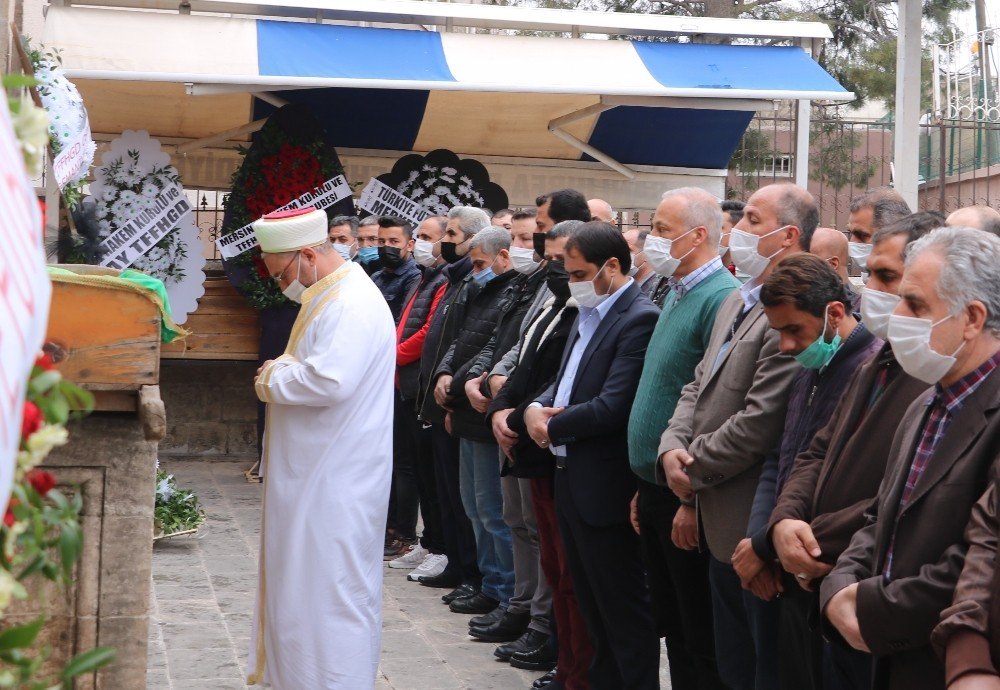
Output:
[253,207,328,254]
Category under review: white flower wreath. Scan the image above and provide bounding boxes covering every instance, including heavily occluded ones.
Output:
[396,161,487,215]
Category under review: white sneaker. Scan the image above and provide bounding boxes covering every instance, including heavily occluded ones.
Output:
[407,553,448,581]
[388,545,428,569]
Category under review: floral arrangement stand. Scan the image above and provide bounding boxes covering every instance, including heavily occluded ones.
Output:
[15,269,168,687]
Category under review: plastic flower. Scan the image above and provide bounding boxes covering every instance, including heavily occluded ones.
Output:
[0,567,26,613]
[11,97,49,178]
[26,469,56,497]
[25,424,69,458]
[21,402,43,441]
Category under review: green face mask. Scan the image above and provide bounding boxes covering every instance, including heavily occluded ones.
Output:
[795,305,841,370]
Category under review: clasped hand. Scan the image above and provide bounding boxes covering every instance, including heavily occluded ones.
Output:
[524,405,564,448]
[660,449,694,500]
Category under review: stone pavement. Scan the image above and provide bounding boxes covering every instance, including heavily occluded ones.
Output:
[147,460,672,689]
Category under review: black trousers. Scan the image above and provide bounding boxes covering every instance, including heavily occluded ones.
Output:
[390,395,445,552]
[637,481,726,690]
[555,471,660,690]
[778,578,823,690]
[429,424,480,583]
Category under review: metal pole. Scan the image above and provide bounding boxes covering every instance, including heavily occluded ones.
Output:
[794,100,810,187]
[893,0,922,208]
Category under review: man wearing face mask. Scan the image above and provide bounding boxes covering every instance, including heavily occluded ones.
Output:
[250,207,395,689]
[387,216,451,578]
[821,226,1000,690]
[416,206,491,598]
[623,228,656,296]
[658,182,814,690]
[432,228,520,620]
[354,215,382,275]
[371,217,421,325]
[845,188,911,276]
[735,254,882,690]
[719,199,746,272]
[627,187,738,690]
[766,212,938,690]
[525,222,661,689]
[328,214,359,260]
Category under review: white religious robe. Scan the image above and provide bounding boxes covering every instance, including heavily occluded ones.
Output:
[248,262,395,689]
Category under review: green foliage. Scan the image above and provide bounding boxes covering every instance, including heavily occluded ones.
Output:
[154,471,205,536]
[727,128,775,196]
[809,119,879,191]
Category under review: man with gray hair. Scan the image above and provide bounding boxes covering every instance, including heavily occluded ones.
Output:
[432,227,520,619]
[328,214,359,260]
[946,205,1000,236]
[846,187,912,273]
[629,186,739,690]
[355,215,382,275]
[822,226,1000,690]
[442,206,493,263]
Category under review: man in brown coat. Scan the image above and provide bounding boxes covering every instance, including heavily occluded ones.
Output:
[767,213,940,689]
[821,226,1000,690]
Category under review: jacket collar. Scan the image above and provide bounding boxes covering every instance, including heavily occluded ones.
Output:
[442,256,472,284]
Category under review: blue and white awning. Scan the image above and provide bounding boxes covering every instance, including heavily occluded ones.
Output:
[45,6,852,170]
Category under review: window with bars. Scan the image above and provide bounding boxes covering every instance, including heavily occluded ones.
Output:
[183,189,230,262]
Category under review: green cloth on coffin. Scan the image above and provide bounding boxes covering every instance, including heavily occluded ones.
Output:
[46,266,189,343]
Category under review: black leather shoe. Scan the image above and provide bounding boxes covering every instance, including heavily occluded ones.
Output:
[469,607,505,629]
[420,572,461,590]
[449,592,499,614]
[440,583,477,604]
[511,637,559,671]
[532,669,558,688]
[469,610,530,642]
[494,629,549,661]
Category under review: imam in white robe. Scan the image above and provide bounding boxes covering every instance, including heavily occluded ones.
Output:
[248,261,395,689]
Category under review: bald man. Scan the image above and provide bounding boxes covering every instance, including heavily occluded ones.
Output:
[809,227,861,311]
[588,199,615,223]
[946,205,1000,236]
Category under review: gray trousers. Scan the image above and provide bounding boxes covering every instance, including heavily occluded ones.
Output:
[501,473,552,633]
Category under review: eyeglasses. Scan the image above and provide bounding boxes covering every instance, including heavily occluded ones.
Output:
[269,252,299,282]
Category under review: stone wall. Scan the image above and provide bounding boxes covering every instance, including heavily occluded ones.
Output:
[158,360,259,462]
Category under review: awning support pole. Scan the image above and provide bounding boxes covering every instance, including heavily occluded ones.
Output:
[548,102,636,180]
[893,0,921,208]
[175,118,267,154]
[794,99,810,187]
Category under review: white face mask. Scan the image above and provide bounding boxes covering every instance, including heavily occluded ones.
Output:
[644,229,696,277]
[849,241,873,271]
[281,253,314,304]
[569,261,610,309]
[628,253,640,277]
[860,287,900,340]
[510,246,540,275]
[887,313,965,384]
[413,239,438,267]
[332,242,355,261]
[729,225,789,279]
[719,233,731,259]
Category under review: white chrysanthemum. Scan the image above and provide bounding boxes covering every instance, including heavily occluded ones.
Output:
[25,424,69,460]
[0,560,26,613]
[441,167,457,176]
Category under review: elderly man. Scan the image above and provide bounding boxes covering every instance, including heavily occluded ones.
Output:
[845,187,911,273]
[810,226,862,310]
[354,215,381,275]
[767,212,939,690]
[416,207,491,598]
[587,198,615,223]
[328,214,359,260]
[821,227,1000,690]
[947,205,1000,235]
[249,207,395,689]
[628,187,739,690]
[623,228,656,296]
[659,183,816,689]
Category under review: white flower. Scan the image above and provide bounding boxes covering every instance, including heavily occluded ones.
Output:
[0,562,26,613]
[156,477,175,503]
[441,166,457,176]
[102,188,117,203]
[25,424,69,461]
[10,97,49,178]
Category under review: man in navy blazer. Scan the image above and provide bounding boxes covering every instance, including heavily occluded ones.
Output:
[526,222,661,689]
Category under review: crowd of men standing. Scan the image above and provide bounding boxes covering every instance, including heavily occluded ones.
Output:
[327,186,1000,690]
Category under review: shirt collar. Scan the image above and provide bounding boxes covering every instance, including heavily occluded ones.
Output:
[739,278,763,312]
[579,277,634,323]
[933,348,1000,412]
[667,256,724,299]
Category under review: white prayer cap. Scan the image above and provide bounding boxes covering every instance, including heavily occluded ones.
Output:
[253,207,328,254]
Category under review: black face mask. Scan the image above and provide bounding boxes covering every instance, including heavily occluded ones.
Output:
[378,246,406,270]
[532,233,547,261]
[440,241,461,264]
[546,260,570,300]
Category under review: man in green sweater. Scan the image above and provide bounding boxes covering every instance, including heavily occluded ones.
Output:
[627,187,740,690]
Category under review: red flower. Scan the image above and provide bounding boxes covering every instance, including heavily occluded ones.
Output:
[21,402,43,440]
[35,353,55,371]
[253,255,270,280]
[4,500,19,527]
[26,470,56,496]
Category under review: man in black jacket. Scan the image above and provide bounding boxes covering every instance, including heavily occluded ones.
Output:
[385,216,451,571]
[525,222,661,689]
[433,227,520,619]
[416,206,492,598]
[371,216,421,323]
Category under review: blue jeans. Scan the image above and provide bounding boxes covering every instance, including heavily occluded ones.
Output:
[459,438,515,605]
[708,556,779,690]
